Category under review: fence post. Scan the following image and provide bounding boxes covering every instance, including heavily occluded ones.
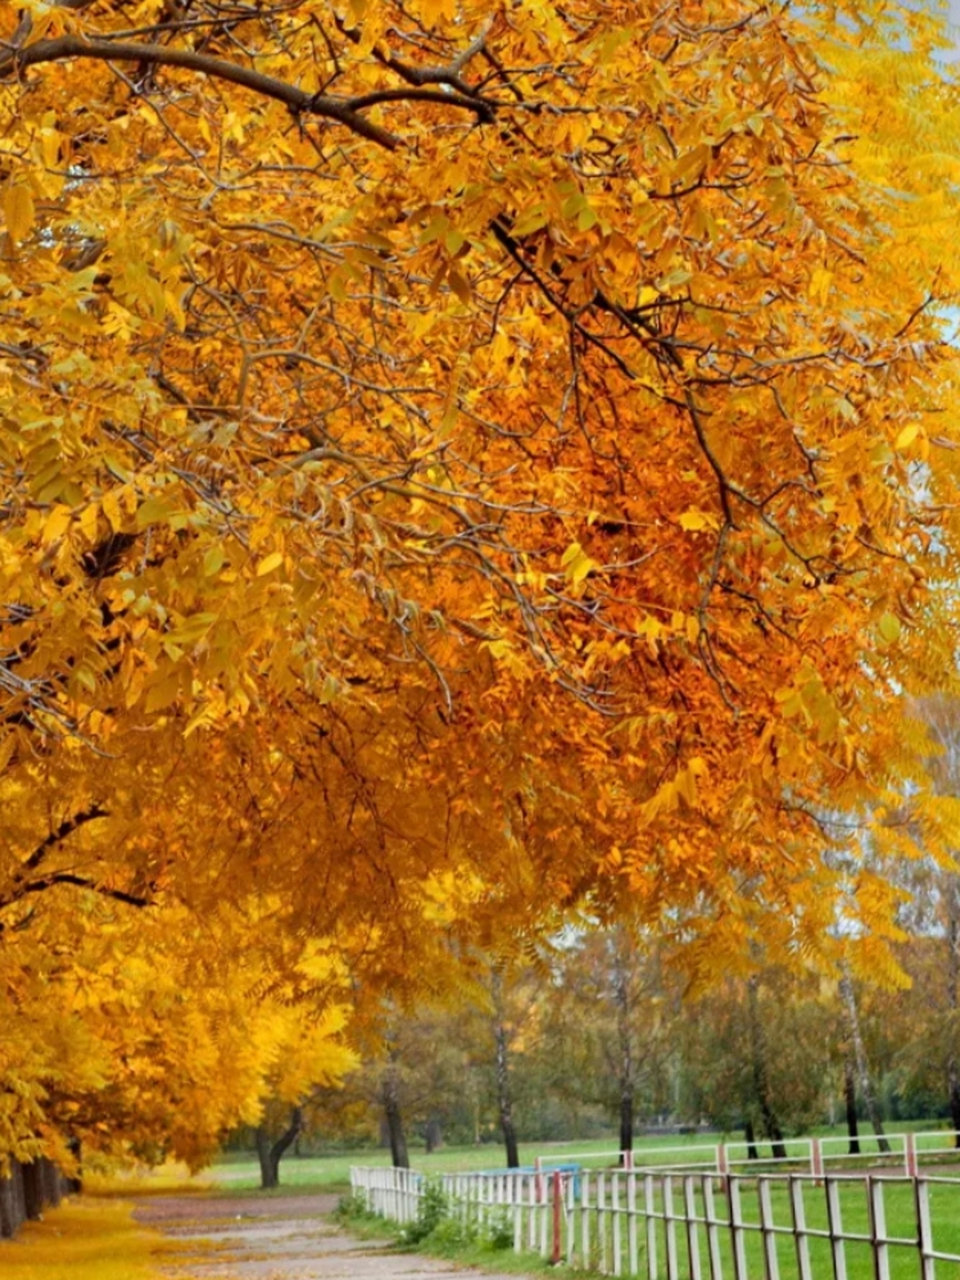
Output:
[552,1171,563,1265]
[644,1174,657,1280]
[758,1177,781,1280]
[788,1177,813,1280]
[717,1144,728,1176]
[915,1179,935,1280]
[904,1132,918,1179]
[728,1176,748,1280]
[663,1175,679,1280]
[866,1177,891,1280]
[598,1172,608,1274]
[702,1175,724,1280]
[683,1176,702,1280]
[825,1177,849,1280]
[612,1174,622,1276]
[626,1170,638,1276]
[810,1138,823,1183]
[582,1171,592,1272]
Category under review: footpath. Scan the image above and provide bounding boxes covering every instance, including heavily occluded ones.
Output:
[135,1192,518,1280]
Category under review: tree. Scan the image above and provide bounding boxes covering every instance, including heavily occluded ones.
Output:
[838,965,891,1155]
[681,968,831,1149]
[3,0,960,1182]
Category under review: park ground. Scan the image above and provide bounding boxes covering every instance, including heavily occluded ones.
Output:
[3,1130,960,1280]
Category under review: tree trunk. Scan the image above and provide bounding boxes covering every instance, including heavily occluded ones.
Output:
[745,1119,759,1161]
[256,1106,304,1189]
[65,1137,83,1193]
[839,969,890,1154]
[382,1057,409,1169]
[746,976,787,1159]
[0,1162,20,1239]
[492,969,520,1168]
[613,939,635,1165]
[40,1159,62,1209]
[425,1118,443,1153]
[844,1057,861,1155]
[21,1162,43,1221]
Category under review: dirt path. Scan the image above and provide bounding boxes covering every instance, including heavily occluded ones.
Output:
[135,1193,520,1280]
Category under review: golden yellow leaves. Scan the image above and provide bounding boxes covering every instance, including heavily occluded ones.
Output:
[256,551,284,577]
[641,757,710,824]
[678,510,720,532]
[2,183,35,249]
[560,541,597,588]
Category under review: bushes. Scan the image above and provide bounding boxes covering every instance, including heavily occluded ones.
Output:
[389,1179,513,1255]
[334,1191,379,1225]
[337,1178,513,1257]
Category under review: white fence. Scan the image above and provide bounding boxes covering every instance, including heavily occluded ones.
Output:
[350,1164,960,1280]
[535,1129,960,1178]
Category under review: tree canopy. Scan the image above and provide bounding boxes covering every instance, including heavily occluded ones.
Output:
[2,0,960,1173]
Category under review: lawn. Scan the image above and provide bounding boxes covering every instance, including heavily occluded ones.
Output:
[566,1174,960,1280]
[207,1121,960,1194]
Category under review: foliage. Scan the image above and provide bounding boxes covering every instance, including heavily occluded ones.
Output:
[335,1190,381,1224]
[401,1178,451,1245]
[0,1198,161,1280]
[2,0,960,1176]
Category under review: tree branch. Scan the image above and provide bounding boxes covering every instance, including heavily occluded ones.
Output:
[0,872,151,914]
[3,33,497,150]
[19,804,110,874]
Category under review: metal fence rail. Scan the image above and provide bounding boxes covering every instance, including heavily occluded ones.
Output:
[350,1164,960,1279]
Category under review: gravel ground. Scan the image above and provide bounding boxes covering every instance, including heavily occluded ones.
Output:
[135,1193,516,1280]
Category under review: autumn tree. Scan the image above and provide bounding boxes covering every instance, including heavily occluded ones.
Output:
[3,0,960,1182]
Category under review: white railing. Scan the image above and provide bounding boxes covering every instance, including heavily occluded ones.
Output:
[535,1129,960,1178]
[349,1165,423,1223]
[350,1164,960,1280]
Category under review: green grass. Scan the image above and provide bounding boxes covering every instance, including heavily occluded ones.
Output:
[362,1175,960,1280]
[561,1175,960,1280]
[206,1122,960,1194]
[209,1137,631,1192]
[202,1129,960,1279]
[325,1132,960,1280]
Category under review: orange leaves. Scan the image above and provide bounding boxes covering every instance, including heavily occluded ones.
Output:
[0,0,959,1174]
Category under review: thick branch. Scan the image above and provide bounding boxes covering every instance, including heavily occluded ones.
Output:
[6,35,396,146]
[4,34,496,150]
[0,872,151,914]
[19,804,109,874]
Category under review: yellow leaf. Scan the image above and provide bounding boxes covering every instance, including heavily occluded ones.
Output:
[256,551,283,577]
[203,545,225,576]
[561,541,597,587]
[679,510,718,531]
[42,504,72,545]
[101,489,123,532]
[3,183,35,246]
[895,423,919,451]
[809,266,832,306]
[878,612,902,644]
[448,270,471,305]
[78,502,99,545]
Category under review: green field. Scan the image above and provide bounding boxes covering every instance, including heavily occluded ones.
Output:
[210,1122,960,1193]
[207,1130,960,1279]
[559,1175,960,1280]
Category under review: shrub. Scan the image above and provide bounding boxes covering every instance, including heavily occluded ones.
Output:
[400,1178,449,1245]
[335,1191,376,1224]
[481,1210,514,1251]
